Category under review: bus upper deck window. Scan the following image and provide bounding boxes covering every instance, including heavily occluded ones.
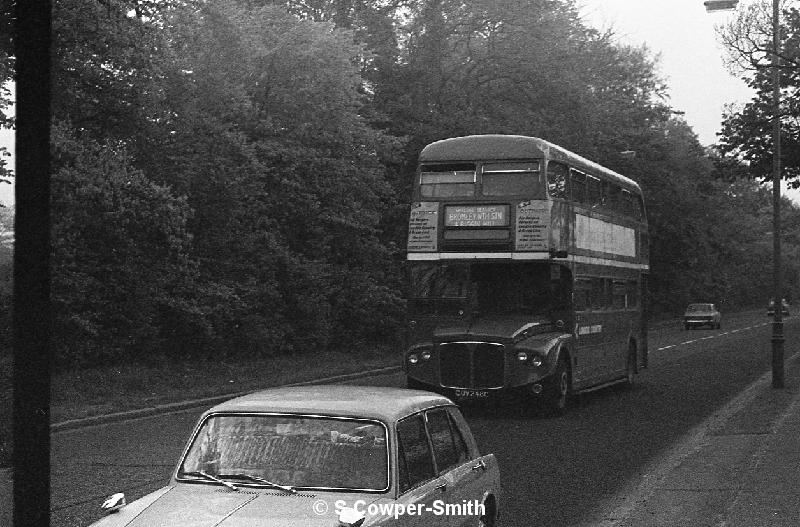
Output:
[419,163,476,198]
[547,161,568,199]
[622,190,635,217]
[481,161,543,197]
[586,176,601,207]
[632,193,644,220]
[570,169,586,203]
[602,181,621,211]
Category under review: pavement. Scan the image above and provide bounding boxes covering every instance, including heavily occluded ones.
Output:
[2,343,800,526]
[583,345,800,527]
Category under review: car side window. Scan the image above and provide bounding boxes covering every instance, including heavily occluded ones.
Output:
[425,408,464,474]
[396,413,436,493]
[447,411,469,465]
[446,406,479,459]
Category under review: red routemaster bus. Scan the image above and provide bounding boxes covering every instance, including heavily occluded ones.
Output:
[404,135,649,412]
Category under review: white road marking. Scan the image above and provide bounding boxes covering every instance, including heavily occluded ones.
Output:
[655,318,779,352]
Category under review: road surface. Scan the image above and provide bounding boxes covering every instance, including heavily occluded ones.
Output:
[50,311,797,526]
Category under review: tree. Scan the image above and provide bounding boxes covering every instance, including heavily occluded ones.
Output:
[717,3,800,187]
[159,1,404,353]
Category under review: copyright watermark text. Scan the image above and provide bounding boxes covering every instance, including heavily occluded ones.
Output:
[312,498,484,519]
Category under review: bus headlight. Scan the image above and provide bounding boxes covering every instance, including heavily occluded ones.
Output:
[408,353,419,365]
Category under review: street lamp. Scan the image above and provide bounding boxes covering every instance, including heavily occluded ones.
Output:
[705,0,784,388]
[704,0,739,10]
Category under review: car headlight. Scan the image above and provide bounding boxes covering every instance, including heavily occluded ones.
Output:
[421,351,431,361]
[517,351,528,362]
[531,355,543,367]
[408,353,419,365]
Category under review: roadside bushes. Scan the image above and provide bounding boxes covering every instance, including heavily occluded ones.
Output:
[51,122,200,365]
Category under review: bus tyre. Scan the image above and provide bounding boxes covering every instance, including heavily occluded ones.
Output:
[624,345,637,388]
[545,356,570,415]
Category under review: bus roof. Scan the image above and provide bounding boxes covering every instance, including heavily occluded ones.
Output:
[419,134,641,192]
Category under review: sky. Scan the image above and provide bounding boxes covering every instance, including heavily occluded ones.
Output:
[0,81,12,208]
[577,0,800,203]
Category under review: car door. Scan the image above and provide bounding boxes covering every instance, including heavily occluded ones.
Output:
[424,406,495,527]
[395,412,449,526]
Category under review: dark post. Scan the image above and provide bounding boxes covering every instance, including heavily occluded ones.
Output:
[13,1,52,526]
[770,0,784,388]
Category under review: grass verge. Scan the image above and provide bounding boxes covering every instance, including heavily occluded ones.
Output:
[50,344,400,426]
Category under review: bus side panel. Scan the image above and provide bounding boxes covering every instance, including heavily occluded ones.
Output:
[573,308,609,386]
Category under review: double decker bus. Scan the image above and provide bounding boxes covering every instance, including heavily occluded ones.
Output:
[404,135,649,412]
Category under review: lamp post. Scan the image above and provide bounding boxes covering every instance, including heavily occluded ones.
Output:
[769,0,784,388]
[705,0,783,388]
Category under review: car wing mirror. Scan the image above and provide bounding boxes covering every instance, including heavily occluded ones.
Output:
[338,506,366,527]
[101,492,126,514]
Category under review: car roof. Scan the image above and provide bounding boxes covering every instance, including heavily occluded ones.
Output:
[203,385,455,422]
[687,303,714,308]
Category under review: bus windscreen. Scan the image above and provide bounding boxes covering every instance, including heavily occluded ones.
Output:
[410,262,568,317]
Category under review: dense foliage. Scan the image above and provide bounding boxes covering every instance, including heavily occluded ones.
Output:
[1,0,799,366]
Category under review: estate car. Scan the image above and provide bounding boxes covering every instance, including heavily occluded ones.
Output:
[90,385,501,527]
[683,303,721,330]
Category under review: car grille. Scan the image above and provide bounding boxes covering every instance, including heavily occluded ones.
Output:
[439,342,505,389]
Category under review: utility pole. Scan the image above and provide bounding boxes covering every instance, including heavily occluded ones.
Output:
[704,0,784,388]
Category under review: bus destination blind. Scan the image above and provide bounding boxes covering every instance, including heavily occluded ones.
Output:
[444,205,509,227]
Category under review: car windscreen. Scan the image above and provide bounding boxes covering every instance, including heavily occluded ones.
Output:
[178,414,389,492]
[686,304,712,312]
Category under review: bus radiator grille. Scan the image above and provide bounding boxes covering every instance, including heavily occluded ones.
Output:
[439,342,504,389]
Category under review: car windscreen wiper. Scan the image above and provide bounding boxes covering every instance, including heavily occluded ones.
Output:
[217,473,297,494]
[182,471,239,491]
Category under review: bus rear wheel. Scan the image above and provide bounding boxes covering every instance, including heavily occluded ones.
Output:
[624,343,637,388]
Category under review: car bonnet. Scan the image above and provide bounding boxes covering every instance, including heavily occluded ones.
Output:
[111,485,383,527]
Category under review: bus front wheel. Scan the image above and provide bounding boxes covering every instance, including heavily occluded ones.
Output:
[545,356,570,415]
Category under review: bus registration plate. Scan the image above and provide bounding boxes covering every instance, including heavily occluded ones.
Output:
[454,389,489,399]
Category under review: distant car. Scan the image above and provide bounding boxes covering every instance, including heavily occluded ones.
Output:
[89,385,501,527]
[684,303,722,330]
[767,298,791,317]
